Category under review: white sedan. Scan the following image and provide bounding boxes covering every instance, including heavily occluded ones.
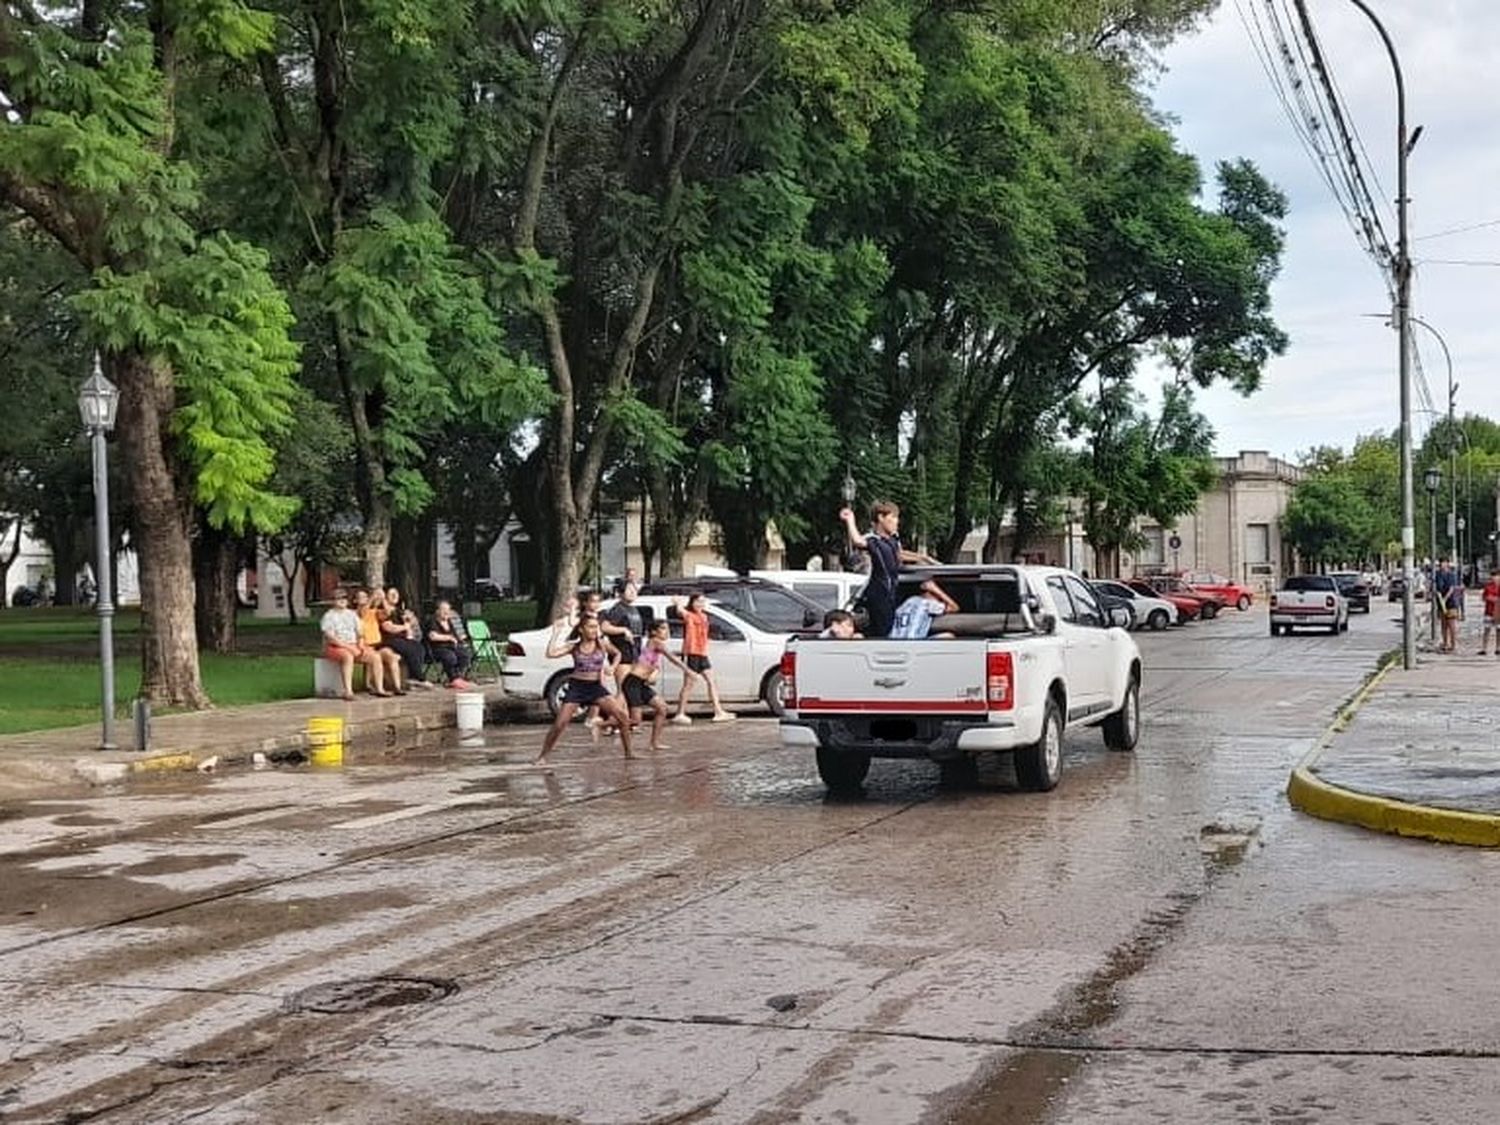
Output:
[1090,579,1179,631]
[501,594,792,717]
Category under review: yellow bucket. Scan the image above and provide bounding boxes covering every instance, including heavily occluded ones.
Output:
[306,716,345,766]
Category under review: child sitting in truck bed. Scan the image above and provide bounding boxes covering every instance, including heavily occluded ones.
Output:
[889,579,960,639]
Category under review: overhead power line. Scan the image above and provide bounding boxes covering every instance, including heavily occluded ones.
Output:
[1412,215,1500,241]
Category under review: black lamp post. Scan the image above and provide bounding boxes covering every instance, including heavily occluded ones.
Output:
[79,354,120,751]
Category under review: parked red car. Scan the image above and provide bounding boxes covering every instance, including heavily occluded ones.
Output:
[1178,571,1256,611]
[1126,579,1201,623]
[1145,575,1225,620]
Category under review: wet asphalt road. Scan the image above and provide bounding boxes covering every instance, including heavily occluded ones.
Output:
[4,607,1500,1123]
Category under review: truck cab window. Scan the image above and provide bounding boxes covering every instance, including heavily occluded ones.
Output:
[1045,576,1078,623]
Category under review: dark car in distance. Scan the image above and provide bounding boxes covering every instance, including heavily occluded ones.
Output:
[638,576,825,633]
[1330,572,1371,613]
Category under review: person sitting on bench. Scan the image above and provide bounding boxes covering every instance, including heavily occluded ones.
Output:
[426,600,474,690]
[320,588,385,700]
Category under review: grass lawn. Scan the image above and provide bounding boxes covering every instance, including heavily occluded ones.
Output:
[0,600,538,735]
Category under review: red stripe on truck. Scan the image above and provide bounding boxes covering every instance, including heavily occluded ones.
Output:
[795,699,988,713]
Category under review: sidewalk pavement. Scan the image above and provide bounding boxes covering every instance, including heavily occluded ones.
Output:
[1289,623,1500,846]
[0,684,543,800]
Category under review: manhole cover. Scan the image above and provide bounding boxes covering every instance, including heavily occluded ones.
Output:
[284,975,458,1015]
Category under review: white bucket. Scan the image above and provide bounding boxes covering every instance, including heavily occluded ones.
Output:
[455,691,486,733]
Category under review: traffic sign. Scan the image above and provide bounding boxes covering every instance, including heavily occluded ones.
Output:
[1168,534,1182,551]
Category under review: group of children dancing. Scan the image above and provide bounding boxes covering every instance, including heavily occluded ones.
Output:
[536,585,736,764]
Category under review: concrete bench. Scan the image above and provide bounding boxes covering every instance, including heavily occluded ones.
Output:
[314,657,366,698]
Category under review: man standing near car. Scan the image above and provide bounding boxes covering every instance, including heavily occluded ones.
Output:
[839,501,935,637]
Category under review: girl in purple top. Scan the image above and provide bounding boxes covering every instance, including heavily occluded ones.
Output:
[537,615,634,763]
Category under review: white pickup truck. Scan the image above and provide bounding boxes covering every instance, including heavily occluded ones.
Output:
[1268,574,1349,635]
[779,565,1143,794]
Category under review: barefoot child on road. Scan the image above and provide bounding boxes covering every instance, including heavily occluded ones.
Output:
[536,615,634,763]
[624,620,690,750]
[673,593,735,724]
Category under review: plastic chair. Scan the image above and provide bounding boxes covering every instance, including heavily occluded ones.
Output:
[465,618,504,682]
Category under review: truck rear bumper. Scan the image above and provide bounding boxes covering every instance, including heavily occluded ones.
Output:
[780,715,1028,759]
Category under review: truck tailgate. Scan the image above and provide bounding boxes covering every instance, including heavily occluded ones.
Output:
[795,640,989,714]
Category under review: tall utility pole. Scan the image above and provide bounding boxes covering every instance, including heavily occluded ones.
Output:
[1346,0,1417,670]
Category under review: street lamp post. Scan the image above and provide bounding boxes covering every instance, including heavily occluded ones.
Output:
[78,354,120,751]
[1347,0,1417,670]
[1424,465,1441,647]
[1410,316,1458,563]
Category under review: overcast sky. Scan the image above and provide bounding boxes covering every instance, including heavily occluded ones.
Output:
[1148,0,1500,462]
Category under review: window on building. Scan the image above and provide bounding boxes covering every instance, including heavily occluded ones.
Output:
[1139,527,1164,567]
[1245,523,1271,565]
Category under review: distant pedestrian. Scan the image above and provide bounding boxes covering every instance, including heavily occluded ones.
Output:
[839,501,935,637]
[1481,569,1500,656]
[536,614,634,763]
[1434,560,1460,653]
[672,592,734,724]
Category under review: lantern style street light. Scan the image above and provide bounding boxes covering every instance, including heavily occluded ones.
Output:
[841,467,857,508]
[78,353,119,751]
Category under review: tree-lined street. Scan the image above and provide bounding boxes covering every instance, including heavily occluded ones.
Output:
[7,610,1498,1122]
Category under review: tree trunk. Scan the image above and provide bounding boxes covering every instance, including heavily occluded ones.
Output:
[0,521,18,610]
[193,514,239,653]
[37,519,83,607]
[272,555,301,623]
[388,515,421,601]
[116,352,209,708]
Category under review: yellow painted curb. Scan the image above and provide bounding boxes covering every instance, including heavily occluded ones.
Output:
[1287,658,1500,847]
[128,752,199,774]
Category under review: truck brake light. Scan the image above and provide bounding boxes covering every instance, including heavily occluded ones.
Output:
[1269,594,1277,608]
[986,651,1014,711]
[780,649,797,709]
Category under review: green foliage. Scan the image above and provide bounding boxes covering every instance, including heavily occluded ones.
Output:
[75,235,302,531]
[1283,472,1380,568]
[306,211,549,512]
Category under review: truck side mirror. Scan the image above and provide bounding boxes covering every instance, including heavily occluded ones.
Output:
[1108,606,1131,629]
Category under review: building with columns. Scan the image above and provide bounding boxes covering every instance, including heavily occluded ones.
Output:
[1124,450,1303,592]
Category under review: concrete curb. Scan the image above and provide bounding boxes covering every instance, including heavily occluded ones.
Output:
[1286,658,1500,848]
[62,694,538,789]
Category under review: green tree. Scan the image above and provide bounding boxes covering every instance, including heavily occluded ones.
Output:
[0,6,303,705]
[1283,473,1379,569]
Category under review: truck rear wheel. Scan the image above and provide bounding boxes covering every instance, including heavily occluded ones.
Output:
[816,747,870,794]
[1016,697,1063,792]
[1102,676,1140,752]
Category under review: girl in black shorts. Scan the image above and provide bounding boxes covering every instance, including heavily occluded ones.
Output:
[536,615,634,763]
[623,620,691,751]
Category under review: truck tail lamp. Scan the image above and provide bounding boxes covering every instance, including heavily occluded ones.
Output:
[986,651,1014,711]
[780,649,797,709]
[1269,594,1277,608]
